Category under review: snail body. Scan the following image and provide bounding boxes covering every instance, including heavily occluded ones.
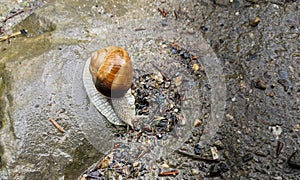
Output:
[83,46,135,126]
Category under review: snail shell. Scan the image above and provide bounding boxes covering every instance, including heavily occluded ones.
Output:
[89,46,133,98]
[82,46,135,126]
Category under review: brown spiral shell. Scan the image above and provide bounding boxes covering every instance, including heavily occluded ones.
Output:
[89,46,133,98]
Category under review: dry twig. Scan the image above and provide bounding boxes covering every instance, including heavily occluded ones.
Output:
[157,8,167,17]
[2,10,25,22]
[176,149,220,163]
[49,118,65,133]
[0,29,27,42]
[158,170,179,176]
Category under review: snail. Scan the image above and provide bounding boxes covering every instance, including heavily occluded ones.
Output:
[82,46,136,127]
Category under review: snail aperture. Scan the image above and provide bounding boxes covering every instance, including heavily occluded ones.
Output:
[83,46,135,126]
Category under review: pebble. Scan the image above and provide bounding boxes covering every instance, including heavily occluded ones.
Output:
[278,70,288,79]
[174,75,182,87]
[192,64,199,72]
[161,163,169,169]
[161,19,168,26]
[225,114,234,120]
[168,160,177,167]
[180,51,190,59]
[97,153,113,169]
[249,17,261,27]
[193,119,202,127]
[200,26,208,32]
[269,125,282,139]
[254,79,266,90]
[156,133,163,139]
[181,162,190,167]
[288,150,300,169]
[187,28,195,34]
[133,162,139,167]
[255,150,268,157]
[277,79,290,91]
[194,144,201,155]
[191,168,200,175]
[213,140,225,150]
[171,47,179,54]
[211,146,220,160]
[242,153,253,163]
[208,162,229,177]
[293,124,300,131]
[276,141,284,156]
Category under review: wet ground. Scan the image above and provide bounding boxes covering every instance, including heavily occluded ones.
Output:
[193,0,299,179]
[0,0,299,179]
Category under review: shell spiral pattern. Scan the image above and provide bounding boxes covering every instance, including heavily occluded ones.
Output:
[82,57,126,126]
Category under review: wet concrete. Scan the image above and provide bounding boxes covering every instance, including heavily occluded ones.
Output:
[0,0,299,179]
[191,0,299,179]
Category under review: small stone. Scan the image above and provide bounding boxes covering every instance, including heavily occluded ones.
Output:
[249,17,261,27]
[146,139,151,145]
[231,97,236,102]
[211,146,219,160]
[180,51,190,59]
[181,162,190,167]
[192,63,199,72]
[191,168,199,175]
[187,28,195,34]
[168,160,177,167]
[133,162,139,167]
[225,114,234,120]
[161,163,169,169]
[97,153,113,169]
[277,79,290,91]
[278,69,288,79]
[276,141,284,156]
[288,150,300,169]
[80,174,88,180]
[255,150,268,157]
[156,133,163,139]
[153,72,164,83]
[293,124,300,131]
[209,162,229,177]
[200,26,208,32]
[194,144,201,155]
[174,75,182,87]
[164,81,171,88]
[242,153,253,163]
[161,19,168,26]
[171,47,179,54]
[254,79,266,90]
[269,125,282,139]
[193,119,202,127]
[214,140,225,150]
